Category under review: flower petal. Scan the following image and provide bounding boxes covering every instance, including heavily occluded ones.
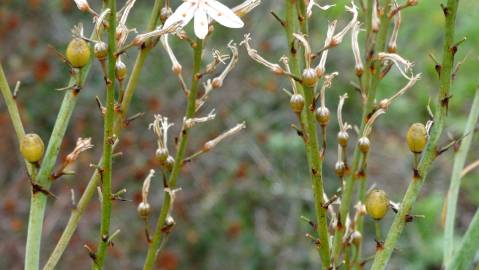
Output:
[194,5,209,39]
[205,0,244,28]
[164,1,196,29]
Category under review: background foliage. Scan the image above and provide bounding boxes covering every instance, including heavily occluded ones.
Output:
[0,0,478,269]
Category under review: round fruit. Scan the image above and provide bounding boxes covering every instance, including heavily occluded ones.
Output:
[66,38,91,68]
[406,123,427,153]
[365,189,389,220]
[20,133,45,163]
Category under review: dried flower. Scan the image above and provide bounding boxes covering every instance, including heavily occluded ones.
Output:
[183,109,216,129]
[377,52,414,79]
[163,0,244,39]
[203,122,246,151]
[351,21,363,76]
[232,0,261,17]
[241,34,284,74]
[212,41,239,88]
[372,0,380,32]
[65,137,94,163]
[306,0,335,18]
[331,1,358,45]
[388,0,402,53]
[149,115,174,162]
[74,0,91,13]
[161,34,182,75]
[316,21,337,77]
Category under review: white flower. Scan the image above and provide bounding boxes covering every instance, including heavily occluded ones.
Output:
[164,0,244,39]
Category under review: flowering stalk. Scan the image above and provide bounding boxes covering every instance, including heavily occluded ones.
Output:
[43,1,165,269]
[23,48,92,270]
[285,1,331,268]
[333,0,393,263]
[93,0,117,268]
[370,0,460,269]
[142,38,204,270]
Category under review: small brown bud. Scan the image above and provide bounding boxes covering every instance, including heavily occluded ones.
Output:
[365,189,389,220]
[358,137,370,153]
[350,231,362,247]
[160,7,172,23]
[290,94,305,113]
[302,68,318,87]
[115,60,128,81]
[137,202,151,219]
[315,107,330,126]
[163,155,175,172]
[155,148,169,163]
[335,161,346,177]
[94,42,108,61]
[337,131,349,147]
[378,99,389,111]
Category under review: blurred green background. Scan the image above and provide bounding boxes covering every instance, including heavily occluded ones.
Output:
[1,0,479,269]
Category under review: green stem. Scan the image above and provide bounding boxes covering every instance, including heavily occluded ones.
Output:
[93,0,116,268]
[334,0,392,263]
[303,85,331,269]
[370,1,459,269]
[443,88,479,266]
[24,63,91,270]
[447,207,479,270]
[142,38,203,270]
[43,0,163,267]
[0,63,35,176]
[286,0,331,267]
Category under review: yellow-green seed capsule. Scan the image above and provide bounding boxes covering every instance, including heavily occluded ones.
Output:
[66,38,90,68]
[137,202,151,219]
[358,137,370,153]
[115,60,128,81]
[406,123,427,153]
[290,94,305,113]
[20,133,45,163]
[302,68,318,87]
[365,189,389,220]
[94,41,108,61]
[315,107,330,126]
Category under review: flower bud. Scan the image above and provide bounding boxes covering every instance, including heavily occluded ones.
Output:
[137,201,151,219]
[350,231,362,247]
[66,38,91,68]
[94,41,108,61]
[20,133,45,163]
[115,60,128,81]
[163,155,175,172]
[162,215,176,233]
[358,137,370,153]
[155,148,169,164]
[365,189,389,220]
[289,94,305,113]
[160,7,173,23]
[315,107,330,126]
[335,161,346,177]
[406,123,427,153]
[302,68,318,87]
[337,131,349,147]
